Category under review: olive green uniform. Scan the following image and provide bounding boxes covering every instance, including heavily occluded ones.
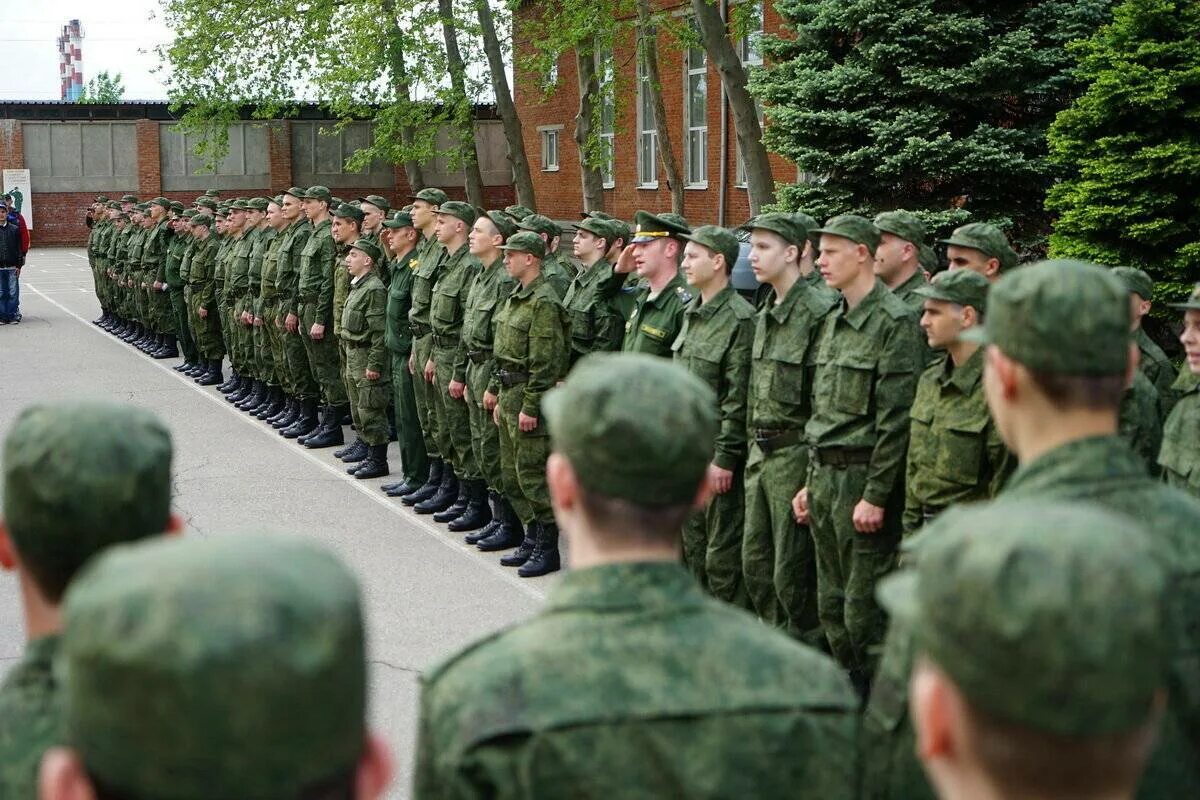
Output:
[228,228,259,379]
[1119,368,1163,476]
[142,219,173,335]
[1137,326,1180,417]
[297,219,347,406]
[248,226,278,384]
[276,218,317,400]
[341,271,391,446]
[1160,382,1200,498]
[257,227,286,390]
[562,258,625,364]
[888,270,933,365]
[0,635,63,800]
[622,272,692,358]
[186,236,224,361]
[461,256,515,492]
[430,243,483,479]
[385,246,426,483]
[409,235,447,460]
[164,231,196,363]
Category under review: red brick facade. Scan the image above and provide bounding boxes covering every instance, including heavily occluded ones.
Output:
[514,0,794,226]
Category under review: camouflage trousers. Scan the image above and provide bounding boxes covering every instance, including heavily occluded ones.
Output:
[151,286,175,334]
[411,333,441,458]
[497,385,551,524]
[466,357,503,490]
[344,346,391,446]
[188,291,225,361]
[742,441,819,640]
[683,465,750,610]
[171,288,197,362]
[256,300,280,386]
[282,314,319,400]
[391,350,428,483]
[859,622,930,800]
[806,461,901,678]
[433,343,480,480]
[298,300,347,406]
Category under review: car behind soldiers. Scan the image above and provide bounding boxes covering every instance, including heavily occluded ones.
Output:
[38,534,393,800]
[883,501,1169,800]
[618,211,694,358]
[902,269,1013,536]
[938,222,1017,283]
[793,214,922,691]
[671,224,755,606]
[0,402,180,798]
[862,260,1200,800]
[1159,284,1200,497]
[414,353,858,798]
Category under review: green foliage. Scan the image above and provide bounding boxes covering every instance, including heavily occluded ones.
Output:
[753,0,1111,252]
[77,70,125,104]
[1046,0,1200,306]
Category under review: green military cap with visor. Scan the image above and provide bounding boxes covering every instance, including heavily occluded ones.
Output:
[358,194,391,212]
[518,213,562,238]
[791,211,820,247]
[746,212,808,248]
[120,194,139,203]
[195,197,218,211]
[60,533,367,800]
[106,201,122,210]
[1111,266,1154,301]
[498,230,546,259]
[573,216,616,241]
[410,187,449,207]
[914,268,989,314]
[203,189,221,198]
[94,194,110,203]
[959,259,1131,375]
[504,204,535,221]
[878,500,1167,736]
[283,186,307,201]
[332,203,365,223]
[227,199,249,212]
[437,200,478,227]
[630,210,691,243]
[681,224,740,271]
[191,213,214,227]
[169,201,186,214]
[812,214,882,255]
[214,205,229,218]
[938,222,1018,271]
[349,237,383,265]
[180,209,197,220]
[133,203,150,213]
[544,352,716,507]
[245,197,269,212]
[873,210,927,246]
[149,197,172,210]
[303,185,333,203]
[486,209,518,239]
[383,210,415,229]
[580,209,615,221]
[1170,283,1200,311]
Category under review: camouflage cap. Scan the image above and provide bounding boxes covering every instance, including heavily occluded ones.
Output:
[1111,266,1154,301]
[879,500,1167,736]
[227,199,249,212]
[918,242,940,272]
[169,200,186,214]
[607,218,633,246]
[120,194,139,203]
[545,352,716,507]
[105,201,122,210]
[791,211,820,246]
[195,197,218,211]
[580,210,615,221]
[2,402,172,590]
[358,194,390,212]
[245,197,269,212]
[959,259,1131,375]
[349,237,383,264]
[437,200,478,227]
[746,212,808,247]
[914,268,989,314]
[812,214,882,256]
[939,222,1017,271]
[410,187,449,207]
[504,204,535,221]
[303,185,333,203]
[873,210,927,246]
[203,189,221,198]
[191,213,214,227]
[62,534,367,800]
[518,213,562,238]
[382,210,415,229]
[485,209,518,239]
[681,225,740,271]
[631,210,691,243]
[331,203,365,223]
[1170,283,1200,311]
[180,209,197,220]
[95,194,110,203]
[573,216,616,240]
[282,186,307,201]
[149,196,172,210]
[498,230,546,259]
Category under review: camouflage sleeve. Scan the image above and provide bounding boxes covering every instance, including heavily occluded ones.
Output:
[452,264,481,384]
[523,298,568,418]
[316,233,336,325]
[986,423,1016,498]
[194,247,216,308]
[901,451,922,536]
[863,319,921,508]
[367,287,388,375]
[713,315,754,471]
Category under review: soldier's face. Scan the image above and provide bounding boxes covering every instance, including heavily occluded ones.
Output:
[281,196,301,221]
[573,230,604,261]
[302,198,321,220]
[346,247,372,277]
[1181,310,1200,375]
[266,204,282,227]
[818,235,865,291]
[681,241,720,289]
[361,203,384,230]
[874,233,913,282]
[411,200,436,229]
[469,217,500,256]
[632,238,675,278]
[150,205,165,221]
[331,216,356,243]
[503,250,529,280]
[920,299,968,349]
[946,246,997,280]
[749,230,795,285]
[435,214,461,244]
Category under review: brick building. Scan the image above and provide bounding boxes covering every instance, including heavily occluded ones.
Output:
[0,102,515,246]
[513,0,796,227]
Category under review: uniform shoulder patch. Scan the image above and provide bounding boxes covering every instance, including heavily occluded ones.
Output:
[881,290,917,321]
[676,286,693,304]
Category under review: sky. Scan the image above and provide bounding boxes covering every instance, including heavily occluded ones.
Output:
[0,0,173,101]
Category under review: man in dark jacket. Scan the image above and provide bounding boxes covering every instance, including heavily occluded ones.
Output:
[0,195,27,324]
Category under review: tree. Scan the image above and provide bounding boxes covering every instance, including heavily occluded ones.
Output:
[473,0,536,208]
[636,0,685,214]
[437,0,486,206]
[1046,0,1200,304]
[78,70,125,104]
[754,0,1111,247]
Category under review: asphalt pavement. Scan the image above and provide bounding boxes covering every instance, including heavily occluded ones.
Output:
[0,247,551,797]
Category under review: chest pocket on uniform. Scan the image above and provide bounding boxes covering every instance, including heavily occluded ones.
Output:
[570,307,596,340]
[493,303,530,358]
[1158,424,1199,488]
[676,342,722,389]
[431,280,463,325]
[769,351,807,402]
[344,307,366,335]
[936,415,988,484]
[829,356,875,415]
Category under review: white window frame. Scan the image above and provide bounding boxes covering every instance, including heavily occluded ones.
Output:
[736,0,765,188]
[597,48,616,189]
[636,49,658,189]
[684,18,708,189]
[539,125,562,172]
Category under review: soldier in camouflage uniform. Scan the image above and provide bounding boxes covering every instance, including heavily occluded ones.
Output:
[140,197,177,358]
[327,204,366,456]
[275,188,320,437]
[40,535,393,800]
[186,213,226,386]
[358,194,390,281]
[165,206,199,373]
[415,353,859,799]
[902,269,1013,535]
[0,402,178,800]
[564,216,627,363]
[1159,285,1200,497]
[618,211,694,358]
[863,261,1200,800]
[882,502,1169,800]
[794,215,922,690]
[246,197,288,419]
[938,222,1017,283]
[1113,266,1179,418]
[671,225,755,606]
[121,205,150,347]
[487,232,570,577]
[227,198,268,408]
[515,214,572,298]
[873,210,929,312]
[338,239,392,479]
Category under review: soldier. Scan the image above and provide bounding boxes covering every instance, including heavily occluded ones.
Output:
[793,214,922,690]
[39,535,393,800]
[166,205,200,374]
[618,211,693,358]
[186,213,226,386]
[337,238,392,479]
[227,198,268,409]
[503,204,535,222]
[883,502,1168,800]
[139,197,177,358]
[214,202,244,390]
[516,214,573,296]
[248,196,289,420]
[379,210,430,498]
[671,224,755,605]
[873,210,929,311]
[1112,266,1178,417]
[358,194,390,278]
[486,231,570,576]
[938,222,1017,283]
[414,353,859,798]
[862,260,1200,800]
[741,213,837,638]
[327,204,366,456]
[564,216,626,362]
[902,269,1013,535]
[0,402,180,799]
[275,187,320,437]
[1159,284,1200,497]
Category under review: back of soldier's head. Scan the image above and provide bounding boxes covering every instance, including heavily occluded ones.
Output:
[543,353,716,542]
[1,402,173,602]
[55,533,372,800]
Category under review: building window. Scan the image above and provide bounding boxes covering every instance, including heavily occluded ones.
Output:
[598,48,615,189]
[539,126,561,172]
[636,49,658,188]
[736,0,764,188]
[545,60,559,89]
[684,18,708,187]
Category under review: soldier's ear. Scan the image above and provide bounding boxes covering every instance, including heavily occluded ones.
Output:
[38,747,98,800]
[546,453,578,517]
[911,659,957,762]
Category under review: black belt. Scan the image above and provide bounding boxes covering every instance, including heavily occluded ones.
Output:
[431,333,458,349]
[812,446,874,468]
[753,428,803,456]
[467,349,492,364]
[346,340,372,349]
[410,321,432,338]
[498,369,529,388]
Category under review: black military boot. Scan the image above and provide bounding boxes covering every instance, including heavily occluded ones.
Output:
[336,437,368,463]
[184,359,207,377]
[465,491,504,544]
[297,404,327,444]
[401,459,443,506]
[479,500,525,552]
[118,321,137,342]
[153,334,179,359]
[415,465,458,514]
[351,444,389,480]
[270,397,298,427]
[282,398,319,438]
[384,475,420,497]
[266,393,292,423]
[196,359,224,387]
[448,480,491,532]
[227,376,253,403]
[433,478,471,523]
[496,522,538,562]
[217,370,240,393]
[236,380,266,410]
[255,387,284,419]
[303,407,345,449]
[518,521,561,578]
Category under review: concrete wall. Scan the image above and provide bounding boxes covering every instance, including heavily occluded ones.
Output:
[161,122,271,192]
[22,122,137,193]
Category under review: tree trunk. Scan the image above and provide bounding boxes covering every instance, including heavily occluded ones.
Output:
[575,43,606,213]
[438,0,485,207]
[475,0,536,209]
[690,0,774,213]
[636,0,684,215]
[382,0,425,192]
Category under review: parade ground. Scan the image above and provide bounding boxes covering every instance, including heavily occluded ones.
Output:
[0,247,551,797]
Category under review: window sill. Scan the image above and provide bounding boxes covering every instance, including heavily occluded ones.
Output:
[685,182,709,191]
[637,183,659,190]
[602,182,615,190]
[542,166,560,173]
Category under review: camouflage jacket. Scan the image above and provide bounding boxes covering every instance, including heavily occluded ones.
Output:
[888,270,934,366]
[540,251,574,300]
[460,257,515,385]
[275,219,312,318]
[0,635,63,800]
[297,219,335,323]
[384,245,419,355]
[163,232,190,290]
[332,242,351,338]
[1119,368,1163,477]
[257,227,286,308]
[622,271,692,359]
[187,236,220,308]
[489,273,569,417]
[408,234,446,332]
[142,219,172,283]
[341,271,388,374]
[430,243,483,380]
[1137,327,1180,418]
[414,563,859,800]
[562,258,625,361]
[1160,383,1200,499]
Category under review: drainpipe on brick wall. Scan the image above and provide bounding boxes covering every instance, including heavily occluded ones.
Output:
[717,0,729,227]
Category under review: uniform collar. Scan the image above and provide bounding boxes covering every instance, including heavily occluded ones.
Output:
[1003,435,1141,497]
[893,270,927,296]
[512,273,545,299]
[940,346,984,392]
[646,271,688,308]
[686,283,734,318]
[544,562,702,614]
[839,278,888,330]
